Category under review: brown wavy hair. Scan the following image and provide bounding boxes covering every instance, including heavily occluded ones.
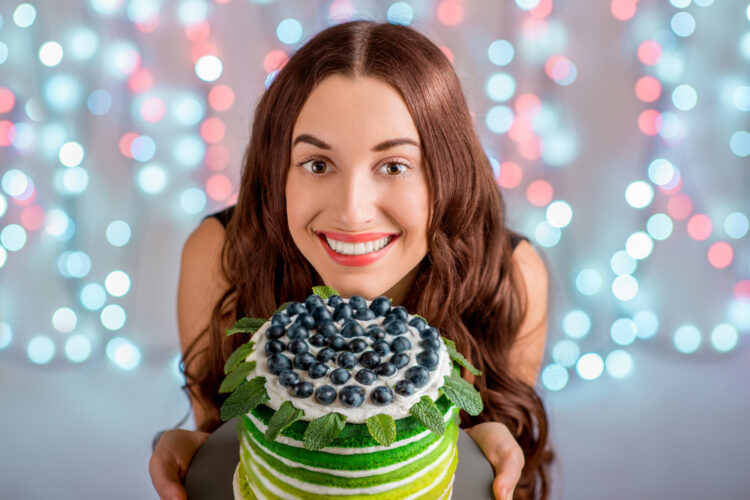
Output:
[181,19,554,499]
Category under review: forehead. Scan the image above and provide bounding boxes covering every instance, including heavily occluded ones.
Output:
[292,74,420,147]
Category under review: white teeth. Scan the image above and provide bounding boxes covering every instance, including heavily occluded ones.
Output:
[325,236,393,255]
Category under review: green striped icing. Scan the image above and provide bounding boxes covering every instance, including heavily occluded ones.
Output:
[239,408,457,471]
[240,418,458,488]
[249,394,454,448]
[239,434,458,500]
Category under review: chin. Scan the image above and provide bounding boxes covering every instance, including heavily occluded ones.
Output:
[319,277,390,301]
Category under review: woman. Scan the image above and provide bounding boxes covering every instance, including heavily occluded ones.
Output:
[150,20,554,500]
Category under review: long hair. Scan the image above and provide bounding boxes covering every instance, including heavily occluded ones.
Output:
[181,19,554,499]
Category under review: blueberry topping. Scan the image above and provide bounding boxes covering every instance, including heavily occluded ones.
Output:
[333,303,353,322]
[390,353,410,368]
[348,338,367,353]
[266,324,285,340]
[328,335,347,351]
[369,296,392,317]
[316,321,337,338]
[293,352,316,371]
[316,347,336,363]
[385,306,408,323]
[417,350,440,370]
[267,353,292,374]
[308,362,330,379]
[420,337,442,351]
[405,366,430,387]
[286,324,309,340]
[394,379,415,396]
[390,337,411,353]
[338,351,358,369]
[278,370,299,388]
[341,319,366,338]
[297,313,316,330]
[265,339,285,356]
[374,362,397,377]
[339,385,365,407]
[309,334,326,347]
[408,316,427,333]
[370,386,394,406]
[349,295,367,309]
[330,367,351,385]
[314,385,337,405]
[367,327,386,341]
[304,294,325,312]
[359,350,381,369]
[354,369,377,385]
[287,339,309,354]
[287,302,307,316]
[327,295,344,308]
[271,311,291,327]
[292,381,314,398]
[312,305,332,324]
[420,326,440,340]
[385,320,408,336]
[354,307,376,320]
[372,340,391,357]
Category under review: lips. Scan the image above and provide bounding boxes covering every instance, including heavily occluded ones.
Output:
[315,230,401,243]
[317,232,400,267]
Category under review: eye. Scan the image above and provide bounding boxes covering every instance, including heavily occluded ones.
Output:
[297,158,330,175]
[377,162,410,177]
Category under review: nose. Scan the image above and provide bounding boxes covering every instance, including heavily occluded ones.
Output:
[331,168,378,230]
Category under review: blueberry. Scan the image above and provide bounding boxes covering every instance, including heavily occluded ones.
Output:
[369,296,392,317]
[304,294,325,312]
[287,302,307,316]
[390,353,410,369]
[333,303,353,322]
[405,366,430,388]
[354,369,377,385]
[374,362,397,377]
[417,350,440,370]
[265,339,285,356]
[354,308,376,320]
[370,386,394,406]
[328,335,347,351]
[388,306,408,323]
[420,338,442,351]
[368,327,386,341]
[316,321,337,338]
[316,347,336,363]
[348,338,367,353]
[309,334,325,347]
[314,385,337,405]
[287,324,309,340]
[420,326,440,340]
[372,340,390,357]
[339,385,365,407]
[292,381,314,398]
[408,316,427,333]
[297,313,316,330]
[385,320,408,336]
[271,311,291,327]
[266,324,285,340]
[278,369,299,388]
[327,295,344,308]
[359,350,381,369]
[330,367,351,385]
[308,362,330,379]
[394,379,415,396]
[267,353,292,374]
[349,295,367,309]
[338,351,358,369]
[312,305,332,324]
[341,320,366,338]
[287,339,309,354]
[390,337,412,353]
[294,352,316,371]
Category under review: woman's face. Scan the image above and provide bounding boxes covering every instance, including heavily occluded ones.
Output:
[286,74,430,305]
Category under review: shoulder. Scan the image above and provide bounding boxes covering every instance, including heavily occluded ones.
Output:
[512,239,548,289]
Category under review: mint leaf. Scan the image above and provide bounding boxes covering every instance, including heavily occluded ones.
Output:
[219,361,256,393]
[302,412,346,450]
[226,317,267,336]
[274,302,292,314]
[442,374,483,416]
[264,401,305,442]
[442,337,483,376]
[220,376,269,421]
[312,285,339,300]
[366,414,397,447]
[409,396,445,435]
[223,340,255,374]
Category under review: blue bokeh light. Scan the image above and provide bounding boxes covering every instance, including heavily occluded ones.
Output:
[488,39,514,66]
[673,324,701,353]
[276,18,303,45]
[80,283,107,311]
[386,2,414,25]
[563,310,591,339]
[575,268,602,296]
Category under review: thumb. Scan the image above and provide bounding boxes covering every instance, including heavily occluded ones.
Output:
[492,474,514,500]
[149,453,188,500]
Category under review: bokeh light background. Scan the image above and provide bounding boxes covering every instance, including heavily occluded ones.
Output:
[1,0,749,498]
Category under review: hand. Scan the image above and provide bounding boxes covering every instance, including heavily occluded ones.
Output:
[149,428,211,500]
[464,421,525,500]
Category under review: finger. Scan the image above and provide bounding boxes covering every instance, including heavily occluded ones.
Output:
[149,453,188,500]
[491,446,525,500]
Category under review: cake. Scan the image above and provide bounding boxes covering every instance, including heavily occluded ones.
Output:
[219,286,484,499]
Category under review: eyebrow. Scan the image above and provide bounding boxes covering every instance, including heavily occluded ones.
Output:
[292,133,421,152]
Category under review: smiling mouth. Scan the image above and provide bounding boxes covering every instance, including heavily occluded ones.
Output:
[318,233,398,256]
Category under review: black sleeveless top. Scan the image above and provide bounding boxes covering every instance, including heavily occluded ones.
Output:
[203,204,529,250]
